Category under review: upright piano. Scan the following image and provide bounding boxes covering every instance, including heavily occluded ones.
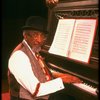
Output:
[40,0,99,100]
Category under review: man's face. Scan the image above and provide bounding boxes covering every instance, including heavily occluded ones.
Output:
[26,31,47,48]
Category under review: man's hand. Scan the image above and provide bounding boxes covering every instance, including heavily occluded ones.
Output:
[60,73,82,83]
[46,0,59,8]
[52,71,82,83]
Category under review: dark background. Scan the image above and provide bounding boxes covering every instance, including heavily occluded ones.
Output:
[1,0,48,79]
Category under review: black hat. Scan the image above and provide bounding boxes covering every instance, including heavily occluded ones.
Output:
[22,16,47,33]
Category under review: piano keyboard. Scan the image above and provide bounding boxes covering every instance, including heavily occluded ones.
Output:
[51,68,97,96]
[48,62,98,96]
[73,83,97,96]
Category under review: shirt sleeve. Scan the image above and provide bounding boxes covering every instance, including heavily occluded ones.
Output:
[37,78,65,97]
[8,50,39,94]
[8,50,65,96]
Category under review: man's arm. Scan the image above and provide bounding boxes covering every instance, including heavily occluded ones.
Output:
[8,50,64,97]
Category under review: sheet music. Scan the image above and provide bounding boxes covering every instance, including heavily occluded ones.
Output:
[49,19,75,57]
[49,18,97,63]
[69,19,97,63]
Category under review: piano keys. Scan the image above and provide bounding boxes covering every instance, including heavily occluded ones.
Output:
[73,83,97,96]
[50,66,98,96]
[46,61,98,100]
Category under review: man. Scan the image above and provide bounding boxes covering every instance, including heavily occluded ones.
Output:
[8,16,81,100]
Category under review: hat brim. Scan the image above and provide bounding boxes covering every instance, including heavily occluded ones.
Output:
[22,26,48,34]
[22,26,37,30]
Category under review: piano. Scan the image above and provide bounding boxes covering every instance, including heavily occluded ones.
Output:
[40,0,99,100]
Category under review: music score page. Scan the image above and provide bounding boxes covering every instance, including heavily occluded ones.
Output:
[69,19,97,62]
[49,19,75,57]
[49,18,97,63]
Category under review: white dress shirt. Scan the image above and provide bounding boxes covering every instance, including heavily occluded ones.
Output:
[8,43,64,97]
